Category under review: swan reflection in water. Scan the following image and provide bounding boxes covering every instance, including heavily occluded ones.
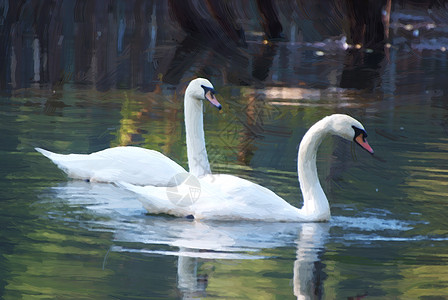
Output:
[294,223,329,299]
[171,222,329,299]
[45,181,330,299]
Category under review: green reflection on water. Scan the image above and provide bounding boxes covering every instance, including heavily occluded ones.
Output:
[1,84,448,299]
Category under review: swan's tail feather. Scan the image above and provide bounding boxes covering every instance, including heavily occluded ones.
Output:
[35,147,71,163]
[35,147,57,159]
[35,147,78,177]
[35,147,67,170]
[116,181,190,217]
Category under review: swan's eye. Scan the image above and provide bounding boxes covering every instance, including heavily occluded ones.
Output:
[201,85,216,97]
[352,125,367,141]
[201,84,222,110]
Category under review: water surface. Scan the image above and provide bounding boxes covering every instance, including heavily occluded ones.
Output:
[1,2,448,299]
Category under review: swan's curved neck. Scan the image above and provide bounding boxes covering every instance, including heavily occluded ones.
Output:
[297,118,331,220]
[185,94,211,177]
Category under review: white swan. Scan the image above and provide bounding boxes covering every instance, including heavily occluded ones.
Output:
[119,114,374,222]
[35,78,222,186]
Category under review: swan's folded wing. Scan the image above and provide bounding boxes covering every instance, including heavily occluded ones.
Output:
[197,174,301,221]
[201,174,283,204]
[36,146,187,186]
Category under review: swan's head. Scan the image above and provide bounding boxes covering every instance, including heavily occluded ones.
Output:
[328,114,374,154]
[186,78,222,110]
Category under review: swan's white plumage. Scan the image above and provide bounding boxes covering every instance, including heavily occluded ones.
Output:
[36,77,373,222]
[184,78,212,177]
[123,114,373,222]
[35,146,187,186]
[35,78,220,186]
[118,175,303,221]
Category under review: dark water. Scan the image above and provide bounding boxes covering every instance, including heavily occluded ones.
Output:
[1,1,448,299]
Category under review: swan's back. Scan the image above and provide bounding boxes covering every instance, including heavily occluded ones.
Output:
[36,146,187,186]
[190,174,303,221]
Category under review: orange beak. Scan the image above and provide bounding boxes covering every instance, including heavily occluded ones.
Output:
[355,134,374,154]
[205,91,222,110]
